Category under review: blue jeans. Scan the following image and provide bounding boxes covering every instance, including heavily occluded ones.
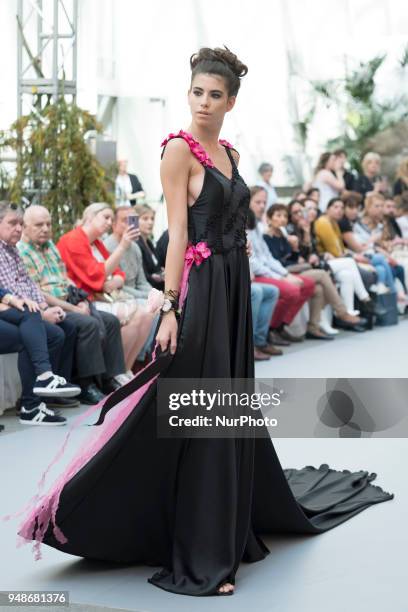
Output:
[0,308,64,410]
[391,264,406,292]
[369,254,396,292]
[251,282,280,347]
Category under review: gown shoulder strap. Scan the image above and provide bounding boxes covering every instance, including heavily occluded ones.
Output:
[160,129,214,167]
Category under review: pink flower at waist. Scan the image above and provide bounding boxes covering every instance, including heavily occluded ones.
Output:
[185,242,212,266]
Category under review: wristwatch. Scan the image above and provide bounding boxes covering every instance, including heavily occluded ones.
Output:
[161,297,173,313]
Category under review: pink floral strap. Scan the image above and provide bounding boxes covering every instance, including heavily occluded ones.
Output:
[161,130,234,167]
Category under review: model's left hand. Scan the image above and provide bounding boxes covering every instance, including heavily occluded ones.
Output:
[246,240,252,257]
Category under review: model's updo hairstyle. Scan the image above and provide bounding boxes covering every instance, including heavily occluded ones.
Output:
[190,46,248,97]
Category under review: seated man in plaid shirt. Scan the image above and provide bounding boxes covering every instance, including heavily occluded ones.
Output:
[18,205,128,405]
[0,201,81,425]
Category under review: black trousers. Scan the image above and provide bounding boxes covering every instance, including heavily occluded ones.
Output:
[0,309,65,410]
[65,311,125,379]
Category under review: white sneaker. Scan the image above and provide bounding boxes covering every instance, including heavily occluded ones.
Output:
[114,373,131,386]
[33,374,81,398]
[19,403,67,426]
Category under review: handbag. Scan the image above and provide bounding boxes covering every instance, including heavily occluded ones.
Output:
[66,285,107,341]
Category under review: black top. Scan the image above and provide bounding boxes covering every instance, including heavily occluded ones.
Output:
[129,173,143,196]
[137,237,164,290]
[353,174,376,199]
[338,217,353,233]
[155,230,169,268]
[332,169,355,191]
[384,216,402,239]
[263,234,299,266]
[393,178,408,196]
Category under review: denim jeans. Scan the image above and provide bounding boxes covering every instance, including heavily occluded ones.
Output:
[251,282,280,347]
[369,253,396,292]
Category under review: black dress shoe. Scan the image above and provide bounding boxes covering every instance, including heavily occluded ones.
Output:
[100,377,122,394]
[45,397,80,409]
[333,316,368,332]
[78,384,106,405]
[268,330,291,346]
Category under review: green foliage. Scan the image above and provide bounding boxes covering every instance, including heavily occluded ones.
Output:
[310,52,408,172]
[0,97,113,239]
[344,55,386,103]
[399,44,408,68]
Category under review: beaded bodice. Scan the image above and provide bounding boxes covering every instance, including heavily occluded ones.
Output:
[161,130,250,254]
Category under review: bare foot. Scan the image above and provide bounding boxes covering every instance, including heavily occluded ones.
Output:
[218,582,234,594]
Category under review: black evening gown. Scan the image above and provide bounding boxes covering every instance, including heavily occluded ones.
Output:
[18,131,393,597]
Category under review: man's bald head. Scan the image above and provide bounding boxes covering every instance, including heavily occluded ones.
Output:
[23,205,52,245]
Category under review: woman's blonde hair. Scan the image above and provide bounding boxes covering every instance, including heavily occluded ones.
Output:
[396,158,408,186]
[79,202,112,225]
[133,204,155,217]
[361,152,381,175]
[364,192,384,212]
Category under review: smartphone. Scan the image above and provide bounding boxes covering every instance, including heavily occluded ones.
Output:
[127,215,139,229]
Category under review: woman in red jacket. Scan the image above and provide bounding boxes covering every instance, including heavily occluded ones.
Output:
[57,203,153,373]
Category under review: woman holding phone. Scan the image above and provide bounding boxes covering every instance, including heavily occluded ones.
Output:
[57,203,154,373]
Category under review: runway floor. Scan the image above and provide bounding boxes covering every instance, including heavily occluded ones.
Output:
[0,319,407,612]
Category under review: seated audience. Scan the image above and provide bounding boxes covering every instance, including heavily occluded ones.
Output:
[247,187,315,344]
[0,201,81,425]
[250,274,281,360]
[104,206,152,299]
[133,204,165,290]
[313,198,381,315]
[264,204,362,337]
[19,205,127,403]
[0,287,78,426]
[395,192,408,239]
[342,193,401,295]
[304,198,319,223]
[305,187,320,205]
[312,152,345,212]
[115,159,145,207]
[57,203,154,375]
[393,158,408,197]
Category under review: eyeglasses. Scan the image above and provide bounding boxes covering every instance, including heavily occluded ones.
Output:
[291,209,303,215]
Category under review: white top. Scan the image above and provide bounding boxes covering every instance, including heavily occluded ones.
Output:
[312,178,339,213]
[115,174,133,207]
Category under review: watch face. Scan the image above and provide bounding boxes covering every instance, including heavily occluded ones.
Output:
[162,299,171,312]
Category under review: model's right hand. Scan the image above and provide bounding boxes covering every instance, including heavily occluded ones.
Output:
[156,311,178,355]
